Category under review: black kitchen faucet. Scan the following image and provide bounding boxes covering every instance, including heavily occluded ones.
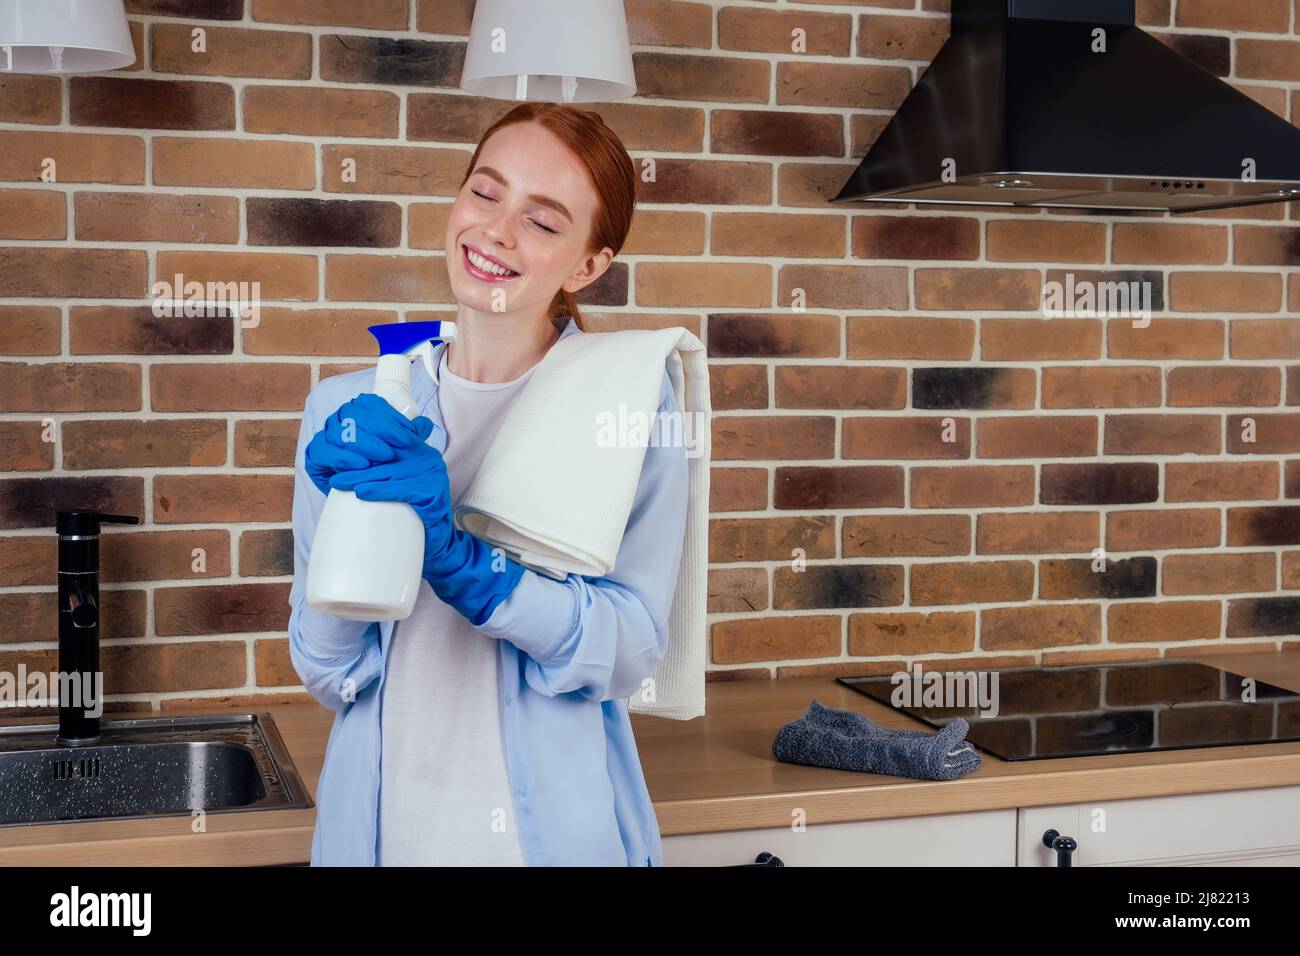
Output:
[55,509,139,744]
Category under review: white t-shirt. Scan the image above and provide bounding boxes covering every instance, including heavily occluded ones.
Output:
[377,343,539,866]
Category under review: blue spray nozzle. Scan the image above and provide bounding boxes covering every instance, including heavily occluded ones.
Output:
[368,321,452,356]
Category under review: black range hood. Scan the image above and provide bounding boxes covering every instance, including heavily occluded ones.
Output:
[833,0,1300,213]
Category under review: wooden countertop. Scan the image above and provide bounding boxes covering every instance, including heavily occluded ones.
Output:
[3,649,1298,865]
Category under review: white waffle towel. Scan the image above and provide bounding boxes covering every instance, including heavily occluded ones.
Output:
[455,326,711,720]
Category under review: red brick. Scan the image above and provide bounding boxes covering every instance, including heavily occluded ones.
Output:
[635,51,770,104]
[1163,552,1276,595]
[1169,365,1281,406]
[154,474,293,523]
[1169,272,1283,312]
[712,211,844,256]
[1237,38,1300,81]
[153,137,315,189]
[243,86,399,138]
[150,363,310,412]
[100,529,231,582]
[0,131,145,185]
[62,419,226,469]
[234,419,299,467]
[710,112,843,159]
[977,512,1100,555]
[151,23,312,79]
[848,611,975,656]
[1165,461,1279,502]
[855,13,949,60]
[1233,226,1300,266]
[1107,509,1221,551]
[155,250,317,301]
[154,582,290,636]
[909,465,1035,509]
[843,416,971,460]
[915,269,1041,310]
[843,515,970,557]
[1176,0,1290,32]
[0,75,61,124]
[911,561,1034,606]
[987,220,1107,263]
[0,248,147,298]
[710,467,768,512]
[70,77,234,130]
[1042,367,1161,408]
[847,317,974,360]
[1107,318,1224,359]
[1108,601,1222,642]
[707,567,769,614]
[253,0,408,28]
[325,254,450,303]
[1102,414,1221,455]
[776,264,907,310]
[775,61,911,110]
[981,604,1101,650]
[774,366,905,410]
[1230,319,1300,359]
[977,416,1098,458]
[713,416,835,461]
[1112,223,1227,264]
[0,422,54,471]
[852,216,979,260]
[982,319,1101,360]
[0,307,61,355]
[1226,412,1300,454]
[0,190,65,240]
[711,615,841,664]
[718,7,851,56]
[74,192,238,243]
[709,516,836,563]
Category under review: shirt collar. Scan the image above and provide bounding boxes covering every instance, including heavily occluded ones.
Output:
[410,315,581,417]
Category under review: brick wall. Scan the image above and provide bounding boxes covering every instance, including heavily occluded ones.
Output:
[1,0,1298,713]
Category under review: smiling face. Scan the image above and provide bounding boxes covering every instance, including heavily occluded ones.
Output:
[445,121,613,318]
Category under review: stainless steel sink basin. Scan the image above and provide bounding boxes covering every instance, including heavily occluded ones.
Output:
[0,712,313,828]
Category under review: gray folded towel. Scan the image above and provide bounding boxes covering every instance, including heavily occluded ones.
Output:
[772,699,982,781]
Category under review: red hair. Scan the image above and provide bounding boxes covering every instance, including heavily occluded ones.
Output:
[459,102,638,333]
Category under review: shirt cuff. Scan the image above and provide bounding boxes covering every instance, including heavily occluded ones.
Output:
[474,566,578,661]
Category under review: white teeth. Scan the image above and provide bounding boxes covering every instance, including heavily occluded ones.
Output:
[466,247,518,277]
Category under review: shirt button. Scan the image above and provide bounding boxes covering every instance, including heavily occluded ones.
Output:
[504,693,511,705]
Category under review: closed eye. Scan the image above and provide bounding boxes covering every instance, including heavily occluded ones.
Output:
[471,187,556,234]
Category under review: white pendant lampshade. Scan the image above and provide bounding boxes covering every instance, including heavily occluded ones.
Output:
[0,0,135,74]
[461,0,636,103]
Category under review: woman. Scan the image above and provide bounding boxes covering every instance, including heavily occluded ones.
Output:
[287,103,690,866]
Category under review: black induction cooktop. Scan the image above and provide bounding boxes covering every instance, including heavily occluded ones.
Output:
[836,659,1300,761]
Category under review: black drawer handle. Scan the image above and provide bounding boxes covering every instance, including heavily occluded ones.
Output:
[1043,829,1078,867]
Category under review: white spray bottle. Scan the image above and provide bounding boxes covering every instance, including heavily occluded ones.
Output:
[305,320,456,621]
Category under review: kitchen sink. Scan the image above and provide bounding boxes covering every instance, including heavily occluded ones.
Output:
[0,712,313,828]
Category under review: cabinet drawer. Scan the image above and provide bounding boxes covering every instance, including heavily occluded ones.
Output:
[1019,785,1300,866]
[662,809,1016,866]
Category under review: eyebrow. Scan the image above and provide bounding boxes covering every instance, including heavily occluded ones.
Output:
[470,166,574,224]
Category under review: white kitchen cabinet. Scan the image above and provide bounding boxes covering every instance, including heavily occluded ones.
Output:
[1018,785,1300,867]
[661,808,1017,866]
[661,785,1300,866]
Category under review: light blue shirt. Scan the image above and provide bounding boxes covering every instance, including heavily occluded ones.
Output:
[287,317,690,866]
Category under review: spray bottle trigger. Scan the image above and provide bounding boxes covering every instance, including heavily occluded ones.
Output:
[409,339,438,380]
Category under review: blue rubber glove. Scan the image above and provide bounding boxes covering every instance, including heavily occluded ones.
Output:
[328,443,526,626]
[304,393,437,497]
